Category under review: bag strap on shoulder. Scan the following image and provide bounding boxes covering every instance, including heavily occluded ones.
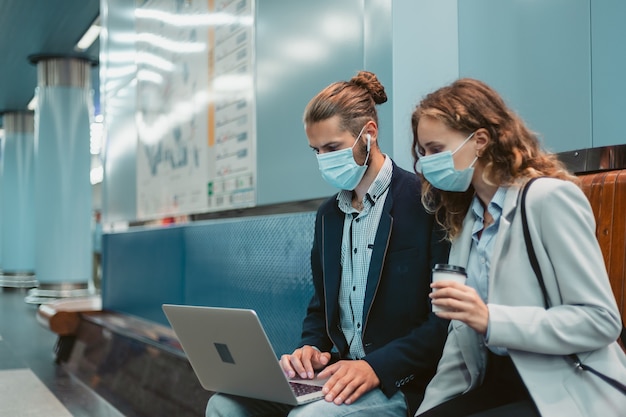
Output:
[520,177,626,396]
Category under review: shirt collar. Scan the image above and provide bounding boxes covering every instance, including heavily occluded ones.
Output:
[471,186,507,226]
[337,155,392,213]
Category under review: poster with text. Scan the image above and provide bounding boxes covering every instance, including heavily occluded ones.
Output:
[135,0,256,220]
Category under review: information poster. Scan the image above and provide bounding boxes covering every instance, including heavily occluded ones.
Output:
[135,0,256,220]
[206,0,256,210]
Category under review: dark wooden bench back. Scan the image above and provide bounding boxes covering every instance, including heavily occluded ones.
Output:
[579,170,626,328]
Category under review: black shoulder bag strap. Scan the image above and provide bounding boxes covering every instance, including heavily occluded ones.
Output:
[520,177,626,395]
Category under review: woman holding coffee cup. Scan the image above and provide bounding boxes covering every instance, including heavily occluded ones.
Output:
[410,78,626,417]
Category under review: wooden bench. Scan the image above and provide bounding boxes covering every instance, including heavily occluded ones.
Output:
[36,296,102,362]
[578,169,626,348]
[36,296,102,336]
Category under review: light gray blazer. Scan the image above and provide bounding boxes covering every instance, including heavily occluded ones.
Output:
[417,178,626,417]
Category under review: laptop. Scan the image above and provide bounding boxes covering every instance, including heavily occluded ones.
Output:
[162,304,326,405]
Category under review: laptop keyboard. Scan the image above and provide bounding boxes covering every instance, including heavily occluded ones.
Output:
[289,381,324,396]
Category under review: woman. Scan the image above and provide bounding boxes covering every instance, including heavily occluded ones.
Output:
[411,78,626,417]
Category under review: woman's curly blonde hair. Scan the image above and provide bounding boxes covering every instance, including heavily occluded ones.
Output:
[411,78,577,241]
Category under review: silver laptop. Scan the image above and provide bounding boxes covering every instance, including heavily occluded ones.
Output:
[162,304,326,405]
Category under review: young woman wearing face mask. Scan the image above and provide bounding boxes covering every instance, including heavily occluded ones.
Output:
[411,78,626,417]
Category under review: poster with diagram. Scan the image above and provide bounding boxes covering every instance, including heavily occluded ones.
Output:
[206,0,256,211]
[135,0,256,220]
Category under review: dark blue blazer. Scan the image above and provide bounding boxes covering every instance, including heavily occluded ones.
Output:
[300,162,450,414]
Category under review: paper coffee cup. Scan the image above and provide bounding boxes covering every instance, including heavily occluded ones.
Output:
[431,264,467,313]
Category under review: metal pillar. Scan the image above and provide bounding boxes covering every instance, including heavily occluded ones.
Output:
[0,127,2,273]
[0,111,38,288]
[26,54,95,303]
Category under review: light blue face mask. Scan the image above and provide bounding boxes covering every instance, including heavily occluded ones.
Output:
[415,132,477,192]
[316,126,370,190]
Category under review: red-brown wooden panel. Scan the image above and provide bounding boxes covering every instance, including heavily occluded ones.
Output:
[580,174,595,197]
[578,170,626,325]
[612,171,626,322]
[594,172,613,271]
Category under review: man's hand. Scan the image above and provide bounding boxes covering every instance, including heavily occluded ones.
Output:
[280,345,331,379]
[316,360,380,405]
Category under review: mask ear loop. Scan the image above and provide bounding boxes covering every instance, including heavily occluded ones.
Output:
[451,131,476,155]
[352,125,370,166]
[363,133,371,166]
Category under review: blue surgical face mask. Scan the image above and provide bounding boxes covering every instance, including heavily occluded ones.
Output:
[316,126,370,190]
[415,132,477,192]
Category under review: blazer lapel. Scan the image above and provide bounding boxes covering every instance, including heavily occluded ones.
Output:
[362,179,395,322]
[448,188,522,386]
[363,209,392,317]
[447,211,486,382]
[490,186,521,265]
[322,208,344,325]
[449,211,474,267]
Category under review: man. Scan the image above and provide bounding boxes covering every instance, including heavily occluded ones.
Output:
[207,71,449,417]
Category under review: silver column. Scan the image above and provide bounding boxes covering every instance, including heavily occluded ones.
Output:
[27,54,95,302]
[0,111,38,288]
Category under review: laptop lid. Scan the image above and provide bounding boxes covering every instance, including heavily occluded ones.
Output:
[162,304,325,405]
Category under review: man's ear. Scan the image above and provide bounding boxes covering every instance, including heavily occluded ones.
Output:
[363,120,378,145]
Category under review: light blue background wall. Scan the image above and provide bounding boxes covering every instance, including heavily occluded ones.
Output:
[101,0,624,222]
[100,0,626,347]
[255,0,364,205]
[457,0,591,153]
[390,0,460,171]
[591,0,626,147]
[100,0,138,225]
[363,0,393,161]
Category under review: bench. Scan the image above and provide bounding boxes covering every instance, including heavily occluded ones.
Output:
[34,166,626,414]
[36,210,318,416]
[36,296,102,362]
[37,297,210,416]
[36,296,102,336]
[578,169,626,348]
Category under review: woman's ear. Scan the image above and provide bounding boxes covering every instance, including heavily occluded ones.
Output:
[474,128,490,156]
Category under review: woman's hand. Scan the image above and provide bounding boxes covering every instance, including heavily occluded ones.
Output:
[430,280,489,334]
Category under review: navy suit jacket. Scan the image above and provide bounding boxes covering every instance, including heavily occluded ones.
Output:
[300,162,450,415]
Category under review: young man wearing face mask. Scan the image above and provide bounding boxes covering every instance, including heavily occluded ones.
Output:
[206,71,450,417]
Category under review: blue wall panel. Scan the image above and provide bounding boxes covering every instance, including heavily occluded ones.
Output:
[102,226,186,324]
[255,0,364,205]
[103,211,316,356]
[100,0,626,226]
[184,212,315,355]
[364,0,393,154]
[591,0,626,147]
[100,0,138,224]
[458,0,592,153]
[390,0,459,171]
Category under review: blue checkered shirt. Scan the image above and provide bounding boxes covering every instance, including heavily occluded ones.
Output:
[336,156,393,359]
